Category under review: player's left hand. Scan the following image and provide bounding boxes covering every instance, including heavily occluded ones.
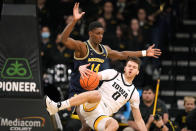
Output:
[146,44,162,58]
[73,2,85,22]
[79,63,93,78]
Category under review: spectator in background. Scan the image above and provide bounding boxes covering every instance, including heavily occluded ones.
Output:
[124,86,169,131]
[128,18,145,51]
[176,96,195,131]
[186,108,196,130]
[113,24,131,51]
[40,26,52,57]
[100,1,117,44]
[137,8,148,28]
[137,8,152,45]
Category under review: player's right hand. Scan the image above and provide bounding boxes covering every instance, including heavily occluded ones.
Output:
[79,63,92,78]
[73,2,85,21]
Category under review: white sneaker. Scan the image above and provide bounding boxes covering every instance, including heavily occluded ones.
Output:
[45,96,59,115]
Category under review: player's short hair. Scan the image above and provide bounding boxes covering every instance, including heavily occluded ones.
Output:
[126,56,141,69]
[184,96,195,105]
[88,21,104,31]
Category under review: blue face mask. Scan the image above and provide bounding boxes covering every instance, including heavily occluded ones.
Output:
[41,32,50,39]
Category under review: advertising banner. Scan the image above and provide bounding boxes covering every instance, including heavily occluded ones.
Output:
[0,4,43,98]
[0,98,54,131]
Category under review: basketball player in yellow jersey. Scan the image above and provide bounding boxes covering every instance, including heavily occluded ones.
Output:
[46,57,147,131]
[61,2,161,131]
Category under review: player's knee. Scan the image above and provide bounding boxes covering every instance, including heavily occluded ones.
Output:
[106,118,119,130]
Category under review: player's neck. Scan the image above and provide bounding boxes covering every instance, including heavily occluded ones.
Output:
[88,39,100,50]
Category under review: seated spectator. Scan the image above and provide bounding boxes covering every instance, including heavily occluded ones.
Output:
[124,86,169,131]
[176,96,195,130]
[186,108,196,130]
[40,26,53,57]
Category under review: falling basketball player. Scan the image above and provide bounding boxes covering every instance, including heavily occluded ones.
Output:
[46,56,147,131]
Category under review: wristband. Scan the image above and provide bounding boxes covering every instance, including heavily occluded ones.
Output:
[142,50,146,56]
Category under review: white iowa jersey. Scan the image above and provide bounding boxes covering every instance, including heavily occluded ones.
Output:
[98,69,140,116]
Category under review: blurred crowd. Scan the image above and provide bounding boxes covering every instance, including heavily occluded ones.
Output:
[36,0,196,130]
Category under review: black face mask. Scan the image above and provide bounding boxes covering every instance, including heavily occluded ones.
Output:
[57,42,64,48]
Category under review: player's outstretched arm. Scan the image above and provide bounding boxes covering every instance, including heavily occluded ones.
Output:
[131,106,147,131]
[105,44,161,61]
[61,2,85,51]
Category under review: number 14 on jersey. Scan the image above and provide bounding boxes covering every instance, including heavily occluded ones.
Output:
[90,64,100,73]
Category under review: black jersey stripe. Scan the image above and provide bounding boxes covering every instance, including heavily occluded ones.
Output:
[128,87,136,101]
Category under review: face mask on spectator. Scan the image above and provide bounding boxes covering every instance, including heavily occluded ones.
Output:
[41,32,50,39]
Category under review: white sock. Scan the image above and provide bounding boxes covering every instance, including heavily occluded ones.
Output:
[59,100,70,111]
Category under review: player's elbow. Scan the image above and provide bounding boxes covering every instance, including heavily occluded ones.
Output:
[61,37,68,45]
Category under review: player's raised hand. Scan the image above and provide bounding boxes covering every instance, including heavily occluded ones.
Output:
[79,63,93,78]
[73,2,85,21]
[146,44,162,58]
